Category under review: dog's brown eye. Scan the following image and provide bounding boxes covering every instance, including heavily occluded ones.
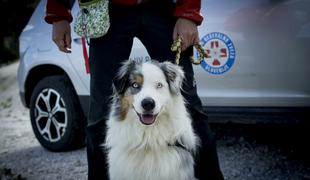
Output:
[156,82,163,89]
[132,82,139,89]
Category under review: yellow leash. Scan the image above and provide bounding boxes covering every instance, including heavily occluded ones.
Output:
[171,36,208,65]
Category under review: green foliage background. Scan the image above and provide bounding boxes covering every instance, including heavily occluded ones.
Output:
[0,0,39,65]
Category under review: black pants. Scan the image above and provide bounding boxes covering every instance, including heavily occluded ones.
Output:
[87,2,224,180]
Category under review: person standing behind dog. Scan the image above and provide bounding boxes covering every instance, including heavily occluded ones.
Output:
[45,0,224,179]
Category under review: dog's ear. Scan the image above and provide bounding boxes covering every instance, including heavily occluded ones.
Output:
[112,60,136,95]
[160,61,185,95]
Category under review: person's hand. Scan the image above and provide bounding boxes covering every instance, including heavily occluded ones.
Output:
[173,18,199,51]
[52,20,72,53]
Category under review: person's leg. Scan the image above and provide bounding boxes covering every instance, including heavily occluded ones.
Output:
[87,4,139,180]
[137,2,224,180]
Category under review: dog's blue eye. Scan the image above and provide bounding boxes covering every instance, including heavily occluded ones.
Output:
[132,82,139,88]
[156,82,163,89]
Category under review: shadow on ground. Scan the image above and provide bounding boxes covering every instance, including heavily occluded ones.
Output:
[211,122,310,179]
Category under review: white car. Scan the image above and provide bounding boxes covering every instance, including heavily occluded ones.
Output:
[18,0,310,151]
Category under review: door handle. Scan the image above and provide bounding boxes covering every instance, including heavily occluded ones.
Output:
[73,38,82,44]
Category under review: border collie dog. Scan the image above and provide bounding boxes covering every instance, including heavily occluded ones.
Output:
[105,60,199,180]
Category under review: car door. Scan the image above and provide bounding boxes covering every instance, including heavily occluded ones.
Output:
[194,0,310,107]
[68,0,310,107]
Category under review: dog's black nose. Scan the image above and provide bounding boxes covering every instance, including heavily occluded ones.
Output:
[141,98,155,111]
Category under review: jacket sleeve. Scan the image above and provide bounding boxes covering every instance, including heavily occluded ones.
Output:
[45,0,73,24]
[174,0,203,25]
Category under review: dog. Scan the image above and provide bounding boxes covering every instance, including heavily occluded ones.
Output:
[105,60,199,180]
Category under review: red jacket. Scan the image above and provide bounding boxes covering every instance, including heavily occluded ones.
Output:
[45,0,203,25]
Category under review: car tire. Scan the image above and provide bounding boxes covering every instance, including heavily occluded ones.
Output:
[29,75,86,152]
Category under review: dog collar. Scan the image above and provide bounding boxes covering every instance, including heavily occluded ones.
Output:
[168,141,191,154]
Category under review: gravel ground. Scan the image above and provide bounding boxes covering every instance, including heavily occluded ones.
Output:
[0,62,309,180]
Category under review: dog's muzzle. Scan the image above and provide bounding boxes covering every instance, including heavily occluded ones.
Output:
[134,97,158,125]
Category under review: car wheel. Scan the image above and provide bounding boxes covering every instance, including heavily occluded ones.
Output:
[29,75,86,151]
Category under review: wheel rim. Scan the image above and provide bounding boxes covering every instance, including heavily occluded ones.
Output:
[34,88,68,142]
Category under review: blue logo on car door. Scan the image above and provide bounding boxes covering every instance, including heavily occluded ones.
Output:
[197,32,236,75]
